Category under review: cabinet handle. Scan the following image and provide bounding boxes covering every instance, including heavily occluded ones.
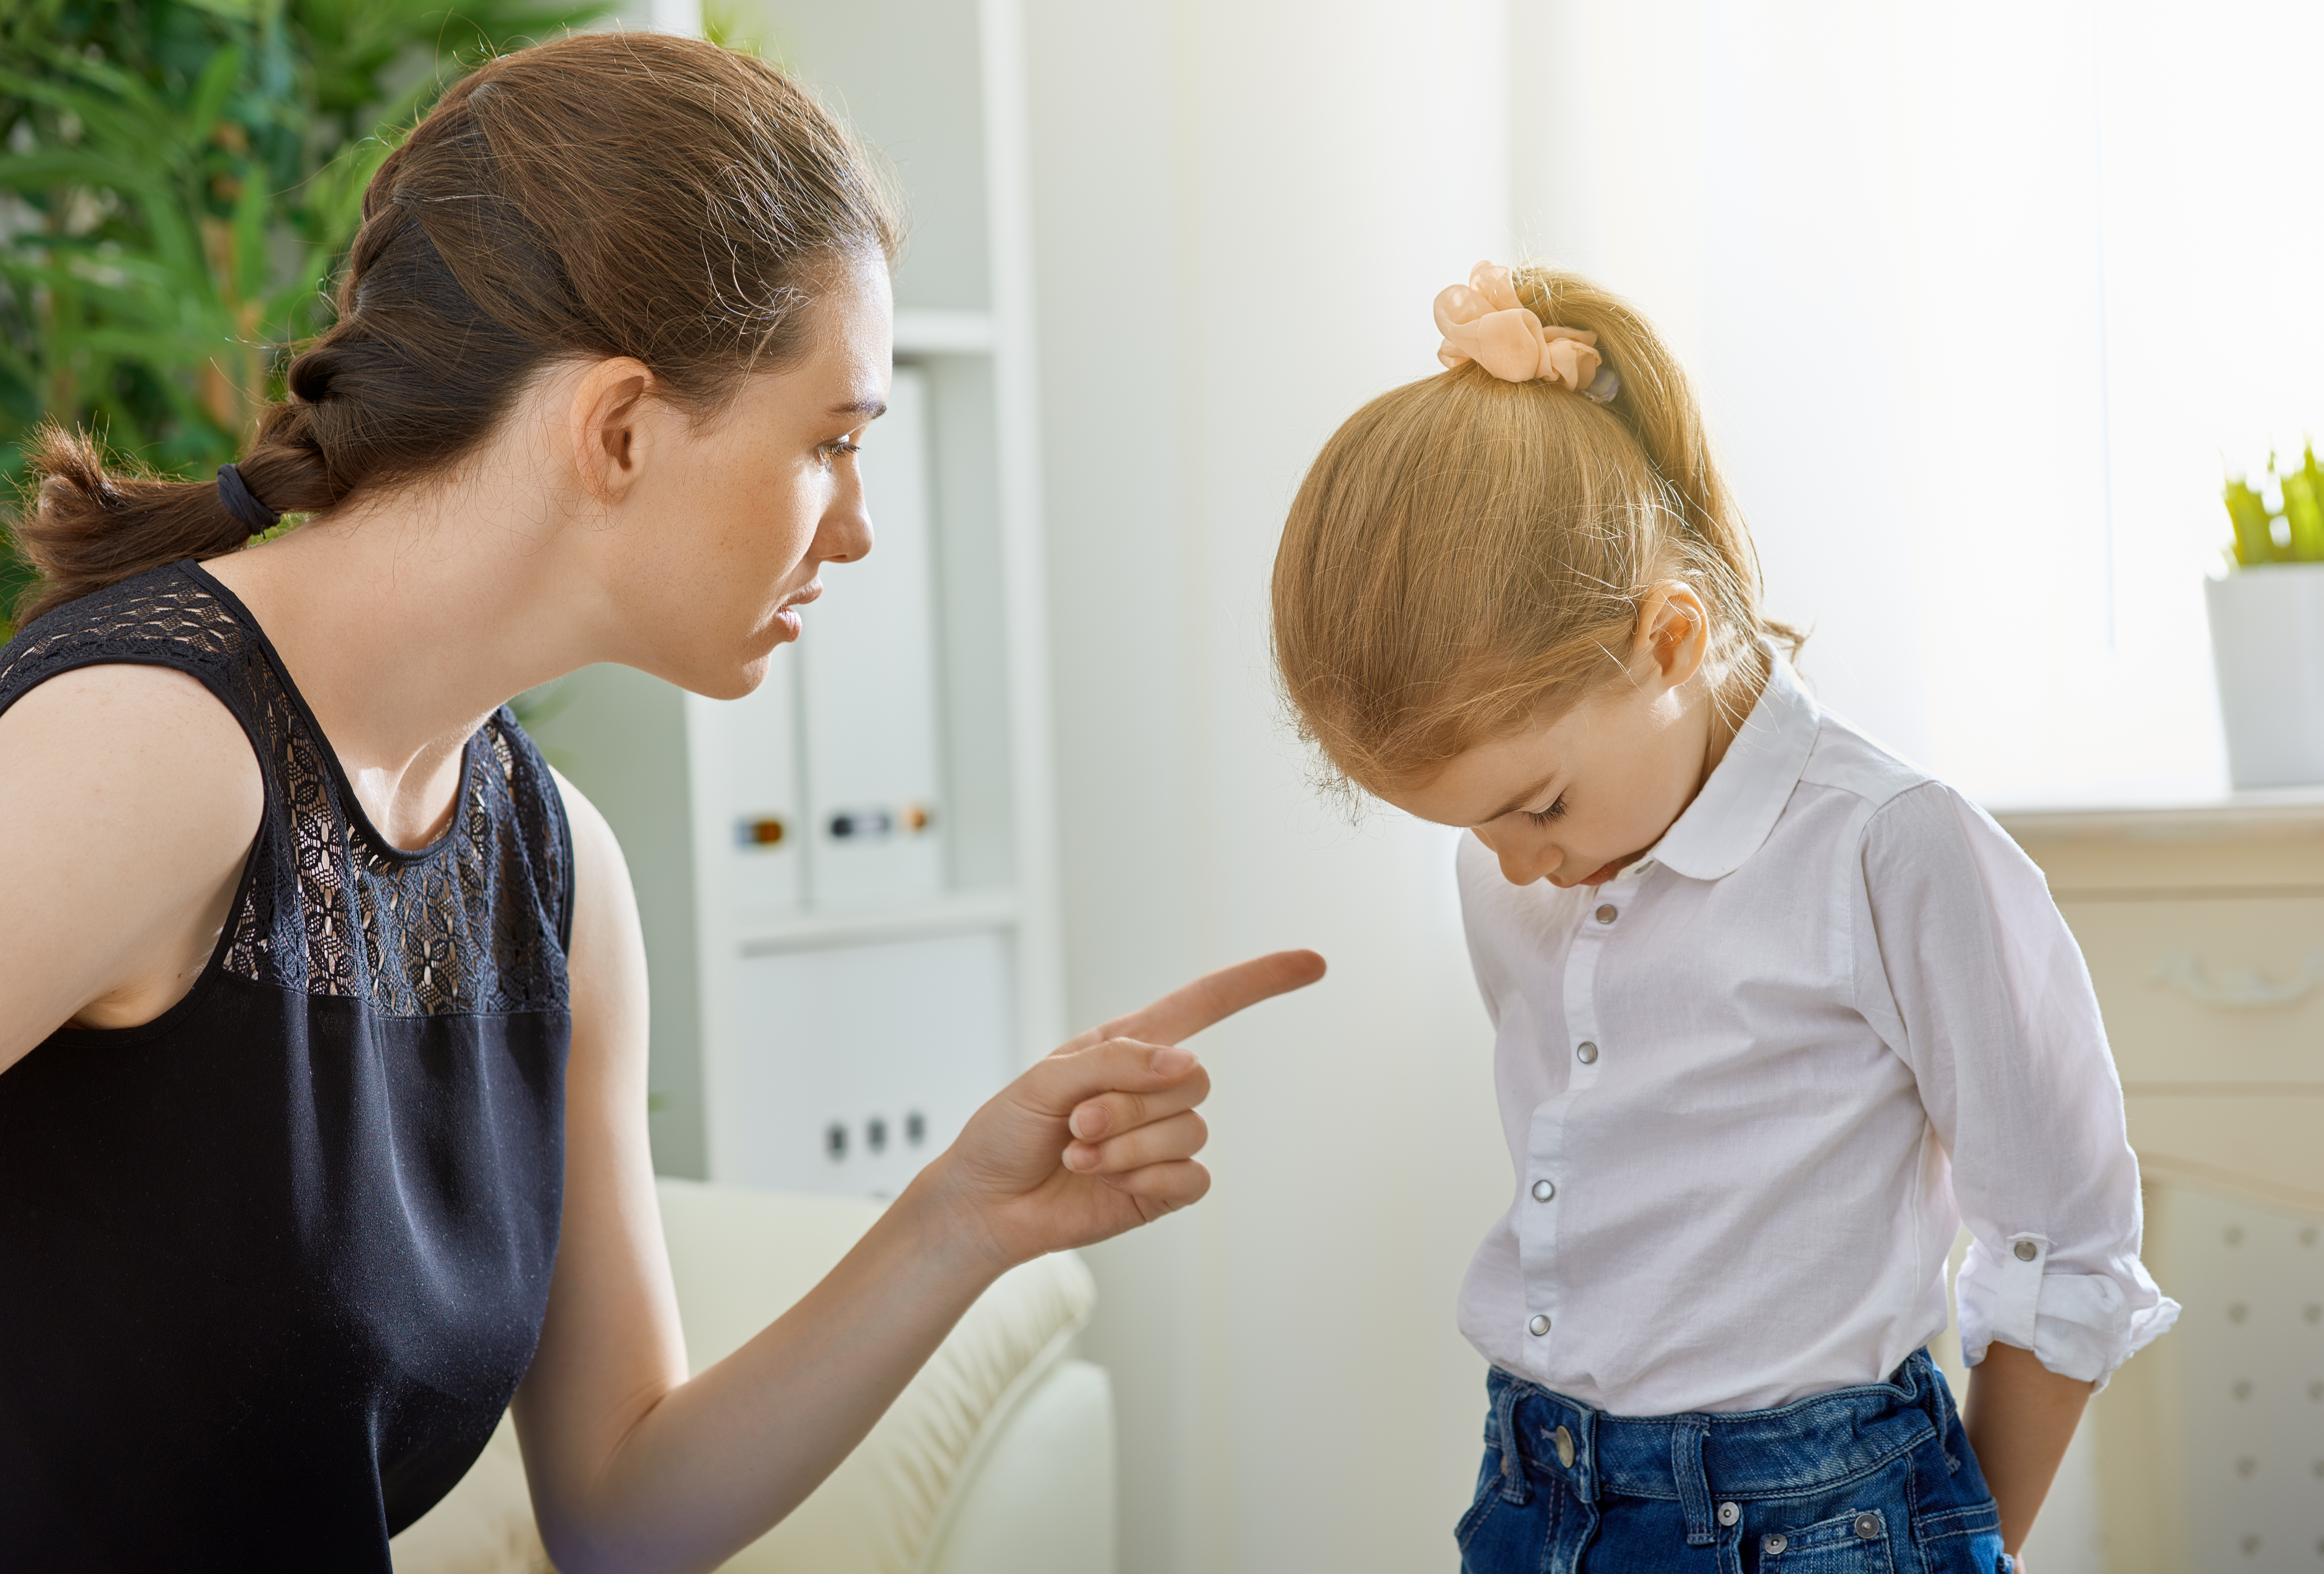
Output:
[2152,950,2324,1009]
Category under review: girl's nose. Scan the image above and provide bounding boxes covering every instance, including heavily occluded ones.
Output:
[1498,844,1560,887]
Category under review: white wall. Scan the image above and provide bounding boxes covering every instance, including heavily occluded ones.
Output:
[1512,0,2324,808]
[1023,4,1514,1570]
[1022,2,2324,1568]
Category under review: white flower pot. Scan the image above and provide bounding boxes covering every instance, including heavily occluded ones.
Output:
[2206,562,2324,788]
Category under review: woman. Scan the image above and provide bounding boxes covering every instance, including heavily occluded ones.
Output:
[0,32,1321,1571]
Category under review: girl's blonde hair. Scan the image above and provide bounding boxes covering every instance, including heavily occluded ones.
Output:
[1271,265,1795,800]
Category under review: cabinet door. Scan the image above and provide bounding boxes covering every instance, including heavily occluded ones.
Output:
[2141,1184,2324,1571]
[714,930,1015,1198]
[799,365,945,911]
[688,650,806,919]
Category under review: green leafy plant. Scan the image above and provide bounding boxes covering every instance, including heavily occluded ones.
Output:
[2223,443,2324,568]
[0,0,612,636]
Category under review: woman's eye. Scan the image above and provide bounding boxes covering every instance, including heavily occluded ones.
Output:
[1525,796,1566,826]
[822,438,861,459]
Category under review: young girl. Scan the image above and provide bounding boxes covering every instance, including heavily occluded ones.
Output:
[1272,263,2174,1572]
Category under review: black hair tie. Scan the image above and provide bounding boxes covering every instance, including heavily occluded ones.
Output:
[216,462,280,534]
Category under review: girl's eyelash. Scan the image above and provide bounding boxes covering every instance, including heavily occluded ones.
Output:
[1525,796,1567,825]
[823,439,861,457]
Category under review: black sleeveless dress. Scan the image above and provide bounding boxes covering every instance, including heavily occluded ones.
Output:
[0,561,572,1568]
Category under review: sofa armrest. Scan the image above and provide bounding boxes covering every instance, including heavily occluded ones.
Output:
[921,1358,1116,1574]
[392,1180,1103,1574]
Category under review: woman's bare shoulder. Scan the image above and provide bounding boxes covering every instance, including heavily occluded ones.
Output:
[0,660,259,797]
[0,663,263,1064]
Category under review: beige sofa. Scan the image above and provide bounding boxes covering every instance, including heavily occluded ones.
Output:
[390,1179,1116,1574]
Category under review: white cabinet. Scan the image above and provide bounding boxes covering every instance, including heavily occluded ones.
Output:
[1997,796,2324,1573]
[540,0,1059,1197]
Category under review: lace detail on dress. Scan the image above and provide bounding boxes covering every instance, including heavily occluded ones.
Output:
[0,565,570,1018]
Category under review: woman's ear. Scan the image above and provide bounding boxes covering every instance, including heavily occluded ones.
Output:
[1633,581,1711,691]
[565,356,659,506]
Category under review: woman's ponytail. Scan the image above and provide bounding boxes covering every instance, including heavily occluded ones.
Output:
[12,427,265,626]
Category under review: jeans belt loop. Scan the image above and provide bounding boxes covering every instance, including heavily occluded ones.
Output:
[1493,1380,1532,1506]
[1569,1404,1599,1505]
[1674,1421,1717,1546]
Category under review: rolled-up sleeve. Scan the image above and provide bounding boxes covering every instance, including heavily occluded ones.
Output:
[1856,782,2178,1387]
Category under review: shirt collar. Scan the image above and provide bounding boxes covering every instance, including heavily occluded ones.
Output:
[1642,648,1820,882]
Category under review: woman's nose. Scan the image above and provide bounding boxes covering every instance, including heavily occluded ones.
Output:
[818,478,875,565]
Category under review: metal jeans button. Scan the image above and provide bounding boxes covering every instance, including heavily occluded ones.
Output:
[1532,1178,1556,1202]
[1762,1533,1788,1555]
[1715,1501,1740,1527]
[1854,1511,1882,1539]
[1528,1313,1551,1337]
[1576,1041,1599,1064]
[1551,1424,1575,1467]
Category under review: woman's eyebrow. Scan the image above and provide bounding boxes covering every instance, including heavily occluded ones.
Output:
[828,395,887,419]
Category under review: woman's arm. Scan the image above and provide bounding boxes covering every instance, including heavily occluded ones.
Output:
[1964,1340,2093,1558]
[0,665,260,1070]
[519,773,1321,1573]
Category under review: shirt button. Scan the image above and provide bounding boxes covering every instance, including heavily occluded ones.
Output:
[1715,1501,1740,1527]
[1853,1512,1882,1539]
[1576,1041,1599,1064]
[1532,1178,1556,1202]
[1528,1313,1551,1337]
[1762,1534,1788,1555]
[2013,1240,2038,1261]
[1594,903,1618,924]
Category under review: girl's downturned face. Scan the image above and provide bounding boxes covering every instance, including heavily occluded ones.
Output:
[1384,589,1726,889]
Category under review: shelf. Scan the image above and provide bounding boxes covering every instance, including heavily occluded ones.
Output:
[735,887,1019,955]
[1992,788,2324,846]
[892,308,996,355]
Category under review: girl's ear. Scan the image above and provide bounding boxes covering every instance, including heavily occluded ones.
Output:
[1635,581,1712,691]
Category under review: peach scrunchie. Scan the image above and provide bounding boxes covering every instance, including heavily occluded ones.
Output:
[1434,261,1618,402]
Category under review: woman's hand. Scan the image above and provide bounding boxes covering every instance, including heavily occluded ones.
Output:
[919,949,1327,1272]
[525,785,1323,1572]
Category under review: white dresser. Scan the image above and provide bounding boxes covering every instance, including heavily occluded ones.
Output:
[1996,796,2324,1573]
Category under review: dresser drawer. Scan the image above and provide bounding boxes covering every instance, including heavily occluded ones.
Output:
[2055,894,2324,1088]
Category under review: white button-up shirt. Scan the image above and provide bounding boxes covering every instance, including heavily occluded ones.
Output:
[1456,652,2178,1415]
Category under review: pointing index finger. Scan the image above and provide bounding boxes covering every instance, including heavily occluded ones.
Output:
[1091,949,1326,1048]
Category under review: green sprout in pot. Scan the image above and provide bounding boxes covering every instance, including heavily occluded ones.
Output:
[2287,446,2324,560]
[2224,474,2277,567]
[2219,443,2324,568]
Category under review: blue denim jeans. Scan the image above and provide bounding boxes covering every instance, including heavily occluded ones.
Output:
[1458,1351,2013,1574]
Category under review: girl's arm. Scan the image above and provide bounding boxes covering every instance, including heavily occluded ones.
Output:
[519,774,1319,1573]
[1854,782,2175,1557]
[1964,1340,2094,1557]
[0,665,260,1071]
